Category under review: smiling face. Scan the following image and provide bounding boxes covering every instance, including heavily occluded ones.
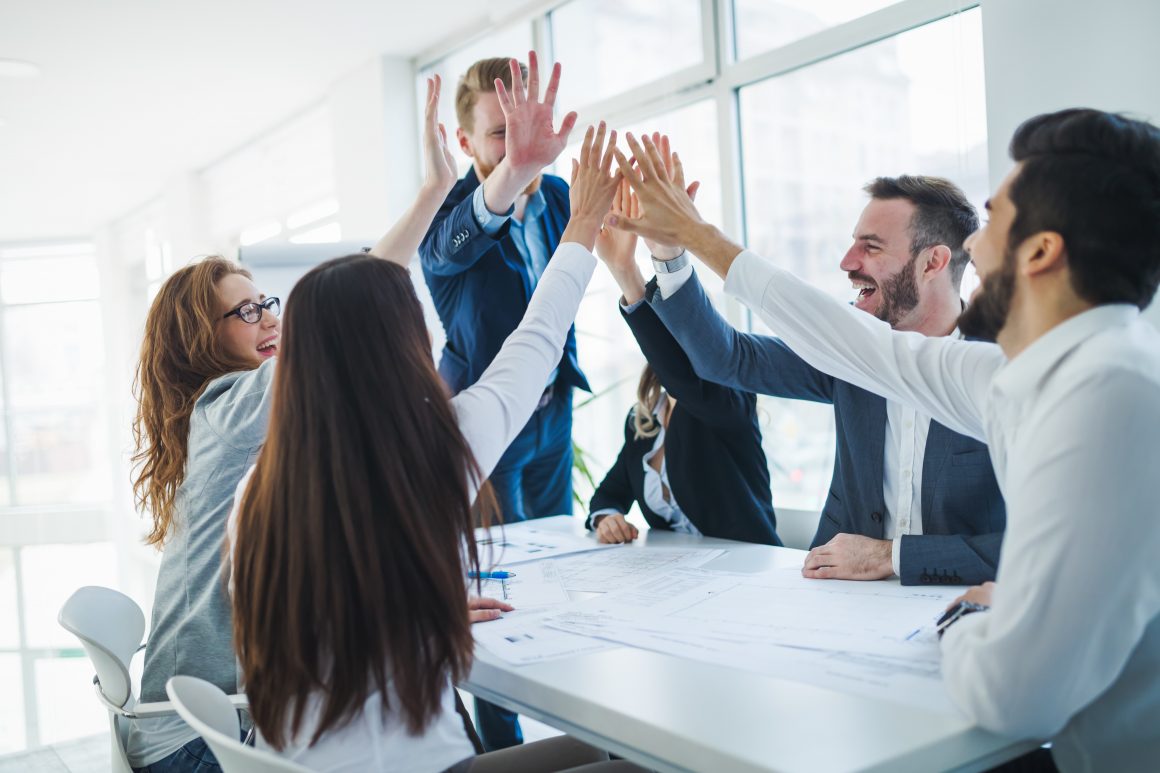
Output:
[216,273,280,367]
[840,198,923,328]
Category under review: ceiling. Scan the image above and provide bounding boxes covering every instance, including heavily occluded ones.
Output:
[0,0,489,242]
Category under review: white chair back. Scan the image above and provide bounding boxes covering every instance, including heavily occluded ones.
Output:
[167,676,312,773]
[58,585,148,773]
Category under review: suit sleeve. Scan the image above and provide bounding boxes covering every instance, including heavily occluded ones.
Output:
[586,415,638,530]
[648,270,835,403]
[622,300,757,430]
[419,185,513,278]
[897,532,1003,586]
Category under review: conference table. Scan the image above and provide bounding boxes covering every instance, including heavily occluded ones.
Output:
[462,516,1037,773]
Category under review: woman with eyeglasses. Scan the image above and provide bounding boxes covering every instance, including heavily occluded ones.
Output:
[126,77,508,773]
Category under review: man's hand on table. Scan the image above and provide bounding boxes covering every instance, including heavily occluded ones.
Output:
[802,533,894,580]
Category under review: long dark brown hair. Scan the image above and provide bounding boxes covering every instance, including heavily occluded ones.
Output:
[231,254,496,749]
[132,257,257,546]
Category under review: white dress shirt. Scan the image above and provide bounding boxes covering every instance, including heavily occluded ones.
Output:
[656,260,930,575]
[590,395,702,536]
[724,247,1160,772]
[227,243,597,773]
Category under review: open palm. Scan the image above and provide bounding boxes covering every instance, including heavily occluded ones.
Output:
[495,51,578,176]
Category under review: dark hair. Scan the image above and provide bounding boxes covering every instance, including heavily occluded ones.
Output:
[864,175,979,287]
[1007,108,1160,309]
[232,254,497,748]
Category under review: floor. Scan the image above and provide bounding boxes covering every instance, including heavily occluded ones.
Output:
[0,705,563,772]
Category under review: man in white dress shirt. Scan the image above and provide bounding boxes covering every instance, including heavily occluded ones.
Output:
[606,109,1160,772]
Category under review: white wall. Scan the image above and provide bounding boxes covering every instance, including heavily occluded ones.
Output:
[328,55,422,243]
[980,0,1160,327]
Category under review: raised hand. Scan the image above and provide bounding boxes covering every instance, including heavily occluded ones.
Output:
[594,178,639,271]
[422,74,457,195]
[595,177,650,304]
[609,133,706,248]
[494,50,579,182]
[636,133,699,260]
[559,121,621,251]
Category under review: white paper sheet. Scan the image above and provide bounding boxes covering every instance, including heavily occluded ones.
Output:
[550,548,728,593]
[473,560,570,609]
[544,566,961,713]
[472,606,618,665]
[474,524,616,566]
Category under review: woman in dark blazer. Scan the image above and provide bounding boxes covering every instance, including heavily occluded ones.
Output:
[587,296,781,546]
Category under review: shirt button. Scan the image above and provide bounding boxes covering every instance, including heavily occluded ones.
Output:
[871,511,883,524]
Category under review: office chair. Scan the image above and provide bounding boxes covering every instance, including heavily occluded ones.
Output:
[166,676,311,773]
[57,585,248,773]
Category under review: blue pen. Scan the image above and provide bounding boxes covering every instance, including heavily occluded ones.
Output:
[468,570,516,580]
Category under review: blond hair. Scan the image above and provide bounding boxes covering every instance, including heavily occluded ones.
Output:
[455,57,527,132]
[632,365,664,440]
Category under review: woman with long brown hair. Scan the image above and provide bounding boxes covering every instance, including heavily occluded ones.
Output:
[127,77,474,773]
[228,69,641,771]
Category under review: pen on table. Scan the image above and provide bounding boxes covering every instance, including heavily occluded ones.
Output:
[468,570,516,580]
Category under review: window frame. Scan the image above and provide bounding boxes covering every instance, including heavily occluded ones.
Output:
[411,0,985,515]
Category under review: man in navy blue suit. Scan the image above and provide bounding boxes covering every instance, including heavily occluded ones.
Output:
[419,53,582,751]
[420,54,586,527]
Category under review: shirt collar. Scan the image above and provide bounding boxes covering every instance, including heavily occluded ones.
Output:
[522,190,546,222]
[991,304,1139,402]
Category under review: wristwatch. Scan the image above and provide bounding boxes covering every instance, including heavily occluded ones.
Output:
[652,251,689,274]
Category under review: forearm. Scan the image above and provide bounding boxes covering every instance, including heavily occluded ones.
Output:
[610,263,648,305]
[560,215,603,253]
[680,222,745,280]
[481,160,534,215]
[370,183,449,265]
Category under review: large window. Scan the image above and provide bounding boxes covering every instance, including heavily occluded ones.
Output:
[0,242,118,752]
[417,0,988,517]
[739,8,987,508]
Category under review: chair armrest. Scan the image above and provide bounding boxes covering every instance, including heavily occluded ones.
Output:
[130,700,179,719]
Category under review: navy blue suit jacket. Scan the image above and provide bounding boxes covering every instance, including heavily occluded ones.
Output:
[419,168,588,394]
[587,300,781,546]
[650,272,1004,585]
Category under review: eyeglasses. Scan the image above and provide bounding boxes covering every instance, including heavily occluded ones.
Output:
[222,297,280,324]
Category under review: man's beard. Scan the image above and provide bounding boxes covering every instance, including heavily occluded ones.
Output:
[477,159,542,196]
[852,255,920,327]
[958,249,1017,342]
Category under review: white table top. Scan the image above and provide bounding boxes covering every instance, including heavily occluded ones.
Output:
[464,516,1036,773]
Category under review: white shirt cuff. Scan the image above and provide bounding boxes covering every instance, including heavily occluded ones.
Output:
[654,256,693,300]
[589,509,620,528]
[891,537,902,577]
[471,184,511,235]
[621,296,646,313]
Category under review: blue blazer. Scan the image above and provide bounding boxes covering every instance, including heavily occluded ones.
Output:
[587,300,781,546]
[419,168,589,394]
[649,272,1005,585]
